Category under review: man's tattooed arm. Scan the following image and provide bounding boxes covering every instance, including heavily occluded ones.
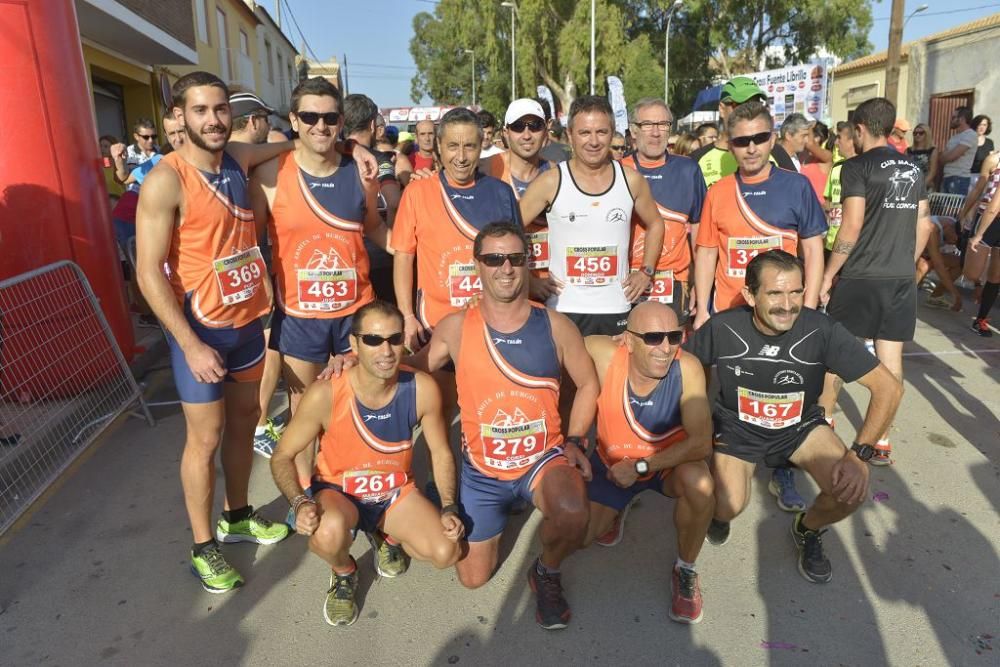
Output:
[832,239,856,255]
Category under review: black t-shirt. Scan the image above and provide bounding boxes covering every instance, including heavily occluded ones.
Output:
[907,147,934,175]
[971,138,994,175]
[839,146,927,280]
[684,306,878,434]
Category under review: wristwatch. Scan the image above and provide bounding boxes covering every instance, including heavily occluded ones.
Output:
[851,442,875,462]
[640,265,655,278]
[565,435,587,451]
[634,458,650,475]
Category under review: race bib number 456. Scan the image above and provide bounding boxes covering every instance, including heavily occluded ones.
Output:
[726,237,781,278]
[737,388,804,429]
[214,246,265,305]
[565,245,617,285]
[342,470,407,503]
[480,419,547,471]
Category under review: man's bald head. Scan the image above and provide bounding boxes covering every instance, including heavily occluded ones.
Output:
[627,301,680,332]
[624,302,682,381]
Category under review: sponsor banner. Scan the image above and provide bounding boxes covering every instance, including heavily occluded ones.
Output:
[745,63,827,126]
[607,76,628,135]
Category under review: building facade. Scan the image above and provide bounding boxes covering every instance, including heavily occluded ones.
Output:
[247,2,299,129]
[172,0,262,95]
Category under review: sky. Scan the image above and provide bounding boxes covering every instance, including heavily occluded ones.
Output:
[259,0,1000,109]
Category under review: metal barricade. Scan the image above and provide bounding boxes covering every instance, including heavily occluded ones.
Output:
[928,192,966,219]
[0,261,153,534]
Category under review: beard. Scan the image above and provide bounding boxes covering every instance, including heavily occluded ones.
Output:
[185,122,231,153]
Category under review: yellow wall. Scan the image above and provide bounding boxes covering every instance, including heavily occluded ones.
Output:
[83,44,159,137]
[829,62,910,124]
[174,0,261,92]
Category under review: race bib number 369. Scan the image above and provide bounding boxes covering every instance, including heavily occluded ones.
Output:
[480,419,547,471]
[726,237,781,278]
[565,245,617,285]
[214,246,265,305]
[737,388,804,429]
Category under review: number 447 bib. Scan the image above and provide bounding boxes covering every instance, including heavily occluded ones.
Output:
[737,388,803,429]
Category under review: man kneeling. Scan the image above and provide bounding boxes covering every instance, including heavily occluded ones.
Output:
[584,302,715,624]
[271,301,463,626]
[686,250,902,583]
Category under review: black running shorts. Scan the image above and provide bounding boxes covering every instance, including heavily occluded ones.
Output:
[827,277,917,342]
[713,407,828,468]
[563,311,629,337]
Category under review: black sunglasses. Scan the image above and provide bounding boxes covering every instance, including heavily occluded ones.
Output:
[137,133,157,140]
[730,131,772,148]
[508,118,545,133]
[476,252,528,267]
[297,111,341,126]
[610,144,626,150]
[627,329,684,346]
[355,332,405,347]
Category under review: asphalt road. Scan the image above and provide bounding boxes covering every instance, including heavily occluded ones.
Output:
[0,304,997,666]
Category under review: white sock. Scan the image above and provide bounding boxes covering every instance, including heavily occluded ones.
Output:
[676,558,696,572]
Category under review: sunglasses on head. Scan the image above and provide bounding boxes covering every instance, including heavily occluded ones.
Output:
[611,144,626,150]
[297,111,340,126]
[354,332,405,347]
[627,329,684,346]
[730,131,772,148]
[508,118,545,133]
[138,133,157,140]
[476,252,528,267]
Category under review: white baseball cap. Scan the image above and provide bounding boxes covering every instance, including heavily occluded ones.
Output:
[504,98,546,126]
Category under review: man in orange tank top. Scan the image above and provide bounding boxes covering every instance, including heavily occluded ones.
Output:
[250,77,385,487]
[271,301,463,627]
[136,72,303,593]
[411,222,600,630]
[582,302,714,624]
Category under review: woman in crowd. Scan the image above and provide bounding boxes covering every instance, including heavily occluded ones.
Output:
[908,123,938,191]
[970,115,994,183]
[672,132,700,157]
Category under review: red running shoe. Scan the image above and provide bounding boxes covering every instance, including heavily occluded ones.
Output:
[669,565,703,624]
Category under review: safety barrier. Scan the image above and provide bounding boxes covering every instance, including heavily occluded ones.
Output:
[928,192,966,219]
[0,261,153,534]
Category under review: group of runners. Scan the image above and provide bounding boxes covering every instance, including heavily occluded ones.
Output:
[134,68,965,630]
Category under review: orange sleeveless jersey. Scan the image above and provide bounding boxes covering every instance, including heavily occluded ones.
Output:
[623,157,693,282]
[162,152,269,328]
[315,370,415,501]
[457,305,563,481]
[268,153,374,318]
[696,173,799,312]
[482,153,550,275]
[595,345,686,480]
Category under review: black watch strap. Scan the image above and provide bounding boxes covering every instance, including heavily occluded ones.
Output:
[440,503,461,517]
[851,442,875,462]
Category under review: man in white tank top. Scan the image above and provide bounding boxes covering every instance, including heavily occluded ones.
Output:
[520,95,666,336]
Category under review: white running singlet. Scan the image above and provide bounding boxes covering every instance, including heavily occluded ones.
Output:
[545,161,634,313]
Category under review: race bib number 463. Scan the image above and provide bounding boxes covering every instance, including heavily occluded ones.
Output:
[214,246,265,305]
[737,388,804,429]
[726,237,781,278]
[342,470,407,503]
[565,245,617,285]
[480,419,547,471]
[297,268,358,312]
[448,263,482,307]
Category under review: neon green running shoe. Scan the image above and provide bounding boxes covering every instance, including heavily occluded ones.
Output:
[190,545,244,594]
[324,569,359,627]
[216,510,289,545]
[366,531,410,578]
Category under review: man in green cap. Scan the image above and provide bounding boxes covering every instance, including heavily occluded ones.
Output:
[689,76,797,188]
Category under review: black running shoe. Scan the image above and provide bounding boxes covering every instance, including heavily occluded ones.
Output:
[792,512,832,584]
[527,559,570,630]
[705,518,731,546]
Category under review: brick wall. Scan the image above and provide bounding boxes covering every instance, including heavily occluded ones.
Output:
[119,0,195,49]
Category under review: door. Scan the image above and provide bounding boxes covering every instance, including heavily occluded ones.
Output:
[928,91,974,156]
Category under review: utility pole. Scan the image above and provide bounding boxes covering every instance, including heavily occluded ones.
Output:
[343,54,349,94]
[275,0,281,29]
[590,0,596,95]
[884,0,905,105]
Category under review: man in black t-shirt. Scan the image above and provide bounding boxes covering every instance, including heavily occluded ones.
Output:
[686,251,902,584]
[819,97,931,465]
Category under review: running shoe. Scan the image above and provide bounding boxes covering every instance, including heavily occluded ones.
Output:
[190,545,243,593]
[595,498,636,547]
[253,417,285,458]
[217,510,289,545]
[870,442,892,467]
[668,565,704,624]
[705,518,731,546]
[926,294,953,309]
[527,559,571,630]
[0,433,20,447]
[971,318,993,337]
[768,468,806,512]
[366,531,410,578]
[791,512,832,584]
[324,566,359,627]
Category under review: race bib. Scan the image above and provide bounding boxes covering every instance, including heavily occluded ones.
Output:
[827,206,843,230]
[726,237,781,278]
[528,231,550,269]
[737,388,804,429]
[565,245,618,286]
[448,263,482,307]
[480,419,547,471]
[214,246,265,305]
[297,268,358,312]
[643,269,674,304]
[342,470,408,503]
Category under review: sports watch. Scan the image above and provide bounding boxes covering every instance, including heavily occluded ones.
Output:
[851,442,875,462]
[640,265,655,278]
[634,458,650,475]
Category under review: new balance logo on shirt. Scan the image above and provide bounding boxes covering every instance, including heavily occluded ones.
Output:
[758,345,781,357]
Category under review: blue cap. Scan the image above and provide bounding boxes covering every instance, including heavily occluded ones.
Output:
[385,126,399,142]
